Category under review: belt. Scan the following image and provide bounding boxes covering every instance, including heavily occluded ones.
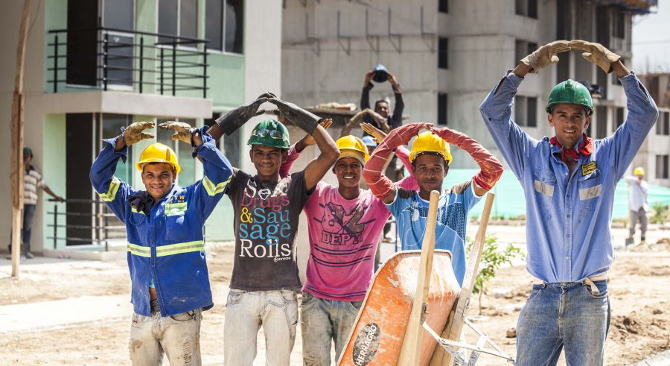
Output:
[531,271,608,295]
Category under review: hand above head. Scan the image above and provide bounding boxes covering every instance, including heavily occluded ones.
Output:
[159,121,194,144]
[569,40,621,74]
[299,119,333,146]
[387,72,401,92]
[364,70,374,87]
[360,122,386,143]
[267,97,321,133]
[216,94,271,136]
[520,40,571,74]
[389,122,434,146]
[123,121,155,146]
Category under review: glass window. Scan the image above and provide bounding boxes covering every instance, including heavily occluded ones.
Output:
[439,0,448,13]
[437,93,448,126]
[616,107,625,128]
[656,155,669,179]
[225,0,244,53]
[103,0,134,30]
[159,0,178,44]
[596,106,607,138]
[515,96,527,126]
[159,0,197,46]
[438,38,448,69]
[181,0,198,40]
[528,0,538,19]
[526,97,537,127]
[206,0,223,51]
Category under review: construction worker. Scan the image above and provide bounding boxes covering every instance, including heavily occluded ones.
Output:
[208,96,339,366]
[362,123,503,285]
[278,122,417,366]
[8,147,65,259]
[361,65,404,131]
[89,121,232,366]
[479,40,658,365]
[625,167,649,245]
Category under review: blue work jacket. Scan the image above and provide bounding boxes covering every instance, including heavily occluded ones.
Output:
[480,71,658,283]
[89,131,232,316]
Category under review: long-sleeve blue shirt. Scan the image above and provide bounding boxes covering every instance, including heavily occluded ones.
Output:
[89,130,233,316]
[480,71,658,283]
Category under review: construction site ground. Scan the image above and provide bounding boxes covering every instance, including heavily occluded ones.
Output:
[1,224,669,366]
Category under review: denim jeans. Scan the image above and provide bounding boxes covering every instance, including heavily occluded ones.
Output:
[224,289,298,366]
[8,204,36,253]
[129,309,202,366]
[516,280,610,366]
[300,292,363,366]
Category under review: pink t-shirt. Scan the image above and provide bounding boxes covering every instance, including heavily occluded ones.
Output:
[302,176,417,301]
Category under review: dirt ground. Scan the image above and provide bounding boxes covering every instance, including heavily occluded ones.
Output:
[0,234,669,365]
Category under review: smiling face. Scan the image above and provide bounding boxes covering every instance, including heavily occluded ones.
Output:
[375,101,390,118]
[333,157,363,190]
[412,154,448,196]
[548,103,591,149]
[141,163,176,201]
[250,145,287,182]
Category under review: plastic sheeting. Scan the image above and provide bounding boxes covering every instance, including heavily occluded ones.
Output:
[440,169,670,219]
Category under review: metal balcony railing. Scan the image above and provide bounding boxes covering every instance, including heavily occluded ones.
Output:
[47,27,209,98]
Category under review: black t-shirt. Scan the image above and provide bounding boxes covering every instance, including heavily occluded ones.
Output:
[226,170,310,290]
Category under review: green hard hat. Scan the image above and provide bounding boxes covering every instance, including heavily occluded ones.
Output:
[248,119,290,149]
[545,79,593,115]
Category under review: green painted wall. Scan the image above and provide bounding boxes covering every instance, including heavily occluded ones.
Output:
[41,0,243,242]
[42,114,67,249]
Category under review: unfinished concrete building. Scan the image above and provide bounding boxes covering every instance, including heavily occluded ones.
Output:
[281,0,665,185]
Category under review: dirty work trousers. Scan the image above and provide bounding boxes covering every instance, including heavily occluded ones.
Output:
[129,309,202,366]
[300,292,363,366]
[629,208,647,239]
[224,289,298,366]
[516,280,610,366]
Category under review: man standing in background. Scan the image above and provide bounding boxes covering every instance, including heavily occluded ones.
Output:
[625,167,648,245]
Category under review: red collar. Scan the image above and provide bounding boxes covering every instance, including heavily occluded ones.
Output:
[549,134,593,162]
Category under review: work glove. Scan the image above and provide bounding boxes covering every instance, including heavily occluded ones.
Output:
[569,40,621,74]
[123,121,155,146]
[520,40,571,74]
[267,98,321,134]
[215,92,275,136]
[159,121,194,144]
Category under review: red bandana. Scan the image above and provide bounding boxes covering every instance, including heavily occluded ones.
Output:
[549,134,593,162]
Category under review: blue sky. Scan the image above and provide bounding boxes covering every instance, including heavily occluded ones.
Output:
[633,3,670,73]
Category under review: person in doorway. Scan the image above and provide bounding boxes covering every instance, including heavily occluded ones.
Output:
[8,147,65,259]
[362,123,503,285]
[279,122,417,365]
[208,96,340,366]
[479,40,658,365]
[625,167,649,245]
[90,121,232,365]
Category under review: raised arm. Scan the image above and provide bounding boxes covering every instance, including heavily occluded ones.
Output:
[431,126,503,196]
[280,119,333,178]
[363,122,432,203]
[387,72,404,130]
[209,93,275,141]
[569,40,658,178]
[360,70,374,110]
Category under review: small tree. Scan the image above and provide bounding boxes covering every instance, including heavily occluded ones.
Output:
[651,202,669,225]
[467,236,523,314]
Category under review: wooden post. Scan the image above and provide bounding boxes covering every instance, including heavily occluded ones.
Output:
[429,193,496,366]
[398,190,440,366]
[11,0,32,278]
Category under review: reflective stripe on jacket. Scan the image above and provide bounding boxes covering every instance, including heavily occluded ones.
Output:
[90,130,233,316]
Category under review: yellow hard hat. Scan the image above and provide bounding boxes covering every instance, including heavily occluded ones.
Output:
[409,131,452,165]
[135,143,181,174]
[335,135,369,164]
[633,167,645,176]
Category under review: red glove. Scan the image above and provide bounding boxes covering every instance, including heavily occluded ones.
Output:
[431,127,503,191]
[363,122,433,199]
